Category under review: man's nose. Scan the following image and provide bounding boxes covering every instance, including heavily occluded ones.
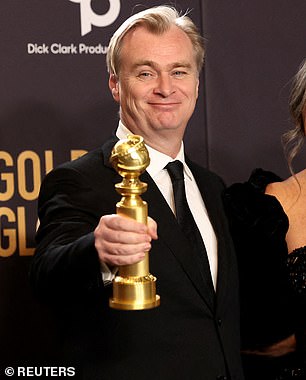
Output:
[153,74,175,97]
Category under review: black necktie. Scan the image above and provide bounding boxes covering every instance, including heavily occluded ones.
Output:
[165,160,214,291]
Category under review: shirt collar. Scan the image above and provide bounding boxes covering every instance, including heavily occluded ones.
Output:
[116,121,192,180]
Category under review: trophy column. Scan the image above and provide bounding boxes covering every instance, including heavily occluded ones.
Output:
[109,134,160,310]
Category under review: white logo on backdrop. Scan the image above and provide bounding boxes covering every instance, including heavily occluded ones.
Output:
[70,0,121,36]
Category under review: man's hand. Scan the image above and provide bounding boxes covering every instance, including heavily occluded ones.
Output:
[94,214,158,267]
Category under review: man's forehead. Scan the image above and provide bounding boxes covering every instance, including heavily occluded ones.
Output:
[120,26,196,65]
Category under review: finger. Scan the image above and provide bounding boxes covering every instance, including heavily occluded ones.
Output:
[95,223,151,245]
[102,250,147,266]
[97,240,151,266]
[147,216,158,240]
[99,240,151,257]
[103,214,148,233]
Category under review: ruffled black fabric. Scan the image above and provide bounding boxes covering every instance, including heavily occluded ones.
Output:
[223,169,299,348]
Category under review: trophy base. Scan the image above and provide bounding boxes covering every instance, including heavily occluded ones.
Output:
[109,274,160,310]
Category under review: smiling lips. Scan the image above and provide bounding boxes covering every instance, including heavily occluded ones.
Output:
[148,102,180,109]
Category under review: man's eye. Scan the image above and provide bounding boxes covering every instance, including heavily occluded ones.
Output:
[173,71,186,77]
[139,72,152,78]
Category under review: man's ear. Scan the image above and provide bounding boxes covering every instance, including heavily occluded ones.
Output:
[109,74,120,102]
[195,78,199,99]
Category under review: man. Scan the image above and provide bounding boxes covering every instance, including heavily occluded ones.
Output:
[30,6,244,380]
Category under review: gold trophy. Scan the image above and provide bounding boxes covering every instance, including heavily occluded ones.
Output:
[109,134,160,310]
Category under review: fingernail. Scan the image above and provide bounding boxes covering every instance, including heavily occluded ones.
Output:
[144,243,151,251]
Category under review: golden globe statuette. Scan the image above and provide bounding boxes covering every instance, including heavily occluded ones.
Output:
[109,134,160,310]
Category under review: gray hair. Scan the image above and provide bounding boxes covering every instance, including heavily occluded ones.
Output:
[282,58,306,174]
[106,5,205,77]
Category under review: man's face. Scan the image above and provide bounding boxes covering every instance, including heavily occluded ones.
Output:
[109,25,200,144]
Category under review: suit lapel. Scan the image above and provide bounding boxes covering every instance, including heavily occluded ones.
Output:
[101,135,119,168]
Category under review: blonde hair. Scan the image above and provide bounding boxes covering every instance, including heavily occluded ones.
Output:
[282,59,306,174]
[106,5,205,77]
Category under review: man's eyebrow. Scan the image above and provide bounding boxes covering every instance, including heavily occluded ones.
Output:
[133,60,155,68]
[170,62,193,70]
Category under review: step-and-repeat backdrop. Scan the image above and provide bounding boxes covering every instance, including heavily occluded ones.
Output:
[1,0,305,367]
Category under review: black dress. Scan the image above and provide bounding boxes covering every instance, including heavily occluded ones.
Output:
[223,168,306,380]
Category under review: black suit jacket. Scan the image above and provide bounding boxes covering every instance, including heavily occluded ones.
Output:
[30,136,244,380]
